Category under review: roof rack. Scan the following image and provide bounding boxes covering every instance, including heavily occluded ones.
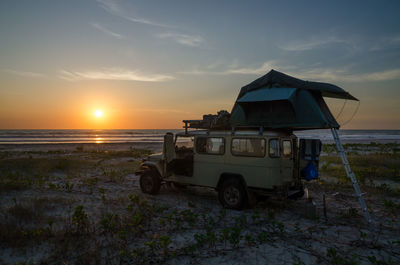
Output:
[182,110,294,135]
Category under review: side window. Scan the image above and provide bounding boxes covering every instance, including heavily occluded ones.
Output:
[231,138,265,157]
[282,140,292,158]
[196,137,225,155]
[269,139,280,158]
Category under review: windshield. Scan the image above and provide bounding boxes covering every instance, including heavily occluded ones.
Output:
[175,136,194,150]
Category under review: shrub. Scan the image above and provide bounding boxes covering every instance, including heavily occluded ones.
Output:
[71,205,89,234]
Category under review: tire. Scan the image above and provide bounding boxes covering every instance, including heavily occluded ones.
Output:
[140,169,161,195]
[218,178,248,210]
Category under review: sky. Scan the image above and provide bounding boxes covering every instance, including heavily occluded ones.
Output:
[1,0,400,129]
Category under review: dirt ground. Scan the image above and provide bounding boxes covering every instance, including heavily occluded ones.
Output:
[0,143,399,264]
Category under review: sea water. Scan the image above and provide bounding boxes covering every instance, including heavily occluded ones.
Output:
[0,129,399,144]
[0,129,178,144]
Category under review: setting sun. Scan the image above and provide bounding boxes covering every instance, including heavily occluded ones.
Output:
[94,110,103,118]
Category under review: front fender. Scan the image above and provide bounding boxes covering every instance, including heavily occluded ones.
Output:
[136,160,164,177]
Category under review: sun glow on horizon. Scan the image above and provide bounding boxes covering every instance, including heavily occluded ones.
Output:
[94,109,103,118]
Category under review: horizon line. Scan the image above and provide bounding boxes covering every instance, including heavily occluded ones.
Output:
[0,128,399,131]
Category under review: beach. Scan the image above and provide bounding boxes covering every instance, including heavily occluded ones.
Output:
[3,0,400,263]
[1,137,400,264]
[0,142,163,153]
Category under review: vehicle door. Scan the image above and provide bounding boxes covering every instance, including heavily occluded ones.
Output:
[299,139,321,180]
[266,138,281,187]
[192,136,226,186]
[228,137,267,188]
[280,138,294,182]
[173,135,194,177]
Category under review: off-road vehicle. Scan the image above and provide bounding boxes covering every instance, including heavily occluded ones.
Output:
[136,69,371,220]
[137,120,321,210]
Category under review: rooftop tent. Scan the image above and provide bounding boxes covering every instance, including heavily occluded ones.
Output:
[230,70,358,130]
[236,69,358,100]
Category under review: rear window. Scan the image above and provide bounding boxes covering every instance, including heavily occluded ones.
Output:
[231,138,265,157]
[196,137,225,155]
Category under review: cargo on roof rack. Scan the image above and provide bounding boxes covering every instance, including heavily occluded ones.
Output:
[182,110,230,133]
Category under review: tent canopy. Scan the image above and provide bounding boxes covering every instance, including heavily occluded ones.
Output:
[230,70,357,130]
[237,87,297,103]
[238,69,358,101]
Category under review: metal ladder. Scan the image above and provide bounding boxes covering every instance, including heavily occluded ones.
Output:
[331,128,372,223]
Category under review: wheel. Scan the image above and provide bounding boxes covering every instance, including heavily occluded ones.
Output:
[140,169,161,194]
[218,178,248,210]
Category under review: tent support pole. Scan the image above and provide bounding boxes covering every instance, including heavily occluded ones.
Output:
[331,128,371,223]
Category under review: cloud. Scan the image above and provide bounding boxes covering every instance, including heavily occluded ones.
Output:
[179,61,284,75]
[282,33,400,54]
[280,36,350,51]
[179,60,400,83]
[293,68,400,82]
[156,33,204,47]
[392,36,400,43]
[221,61,280,75]
[96,0,172,28]
[363,69,400,81]
[59,68,175,82]
[97,1,206,48]
[91,22,124,39]
[369,35,400,51]
[177,69,210,75]
[3,69,45,78]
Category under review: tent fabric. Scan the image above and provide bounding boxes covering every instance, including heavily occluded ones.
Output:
[238,69,358,101]
[229,70,352,130]
[231,89,339,129]
[237,87,297,103]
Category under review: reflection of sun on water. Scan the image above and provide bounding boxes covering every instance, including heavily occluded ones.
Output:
[95,137,103,144]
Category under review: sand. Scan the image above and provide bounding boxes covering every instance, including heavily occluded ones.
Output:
[0,142,164,153]
[0,142,399,264]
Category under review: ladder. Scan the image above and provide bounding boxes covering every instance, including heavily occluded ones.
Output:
[331,128,372,223]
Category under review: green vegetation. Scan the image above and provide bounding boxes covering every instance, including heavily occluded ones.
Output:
[326,247,360,265]
[320,143,400,188]
[322,142,400,154]
[0,148,146,192]
[1,186,399,264]
[0,144,399,264]
[75,147,152,159]
[321,153,400,182]
[0,186,297,263]
[0,157,92,176]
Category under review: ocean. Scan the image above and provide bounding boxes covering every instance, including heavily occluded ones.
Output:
[0,129,400,145]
